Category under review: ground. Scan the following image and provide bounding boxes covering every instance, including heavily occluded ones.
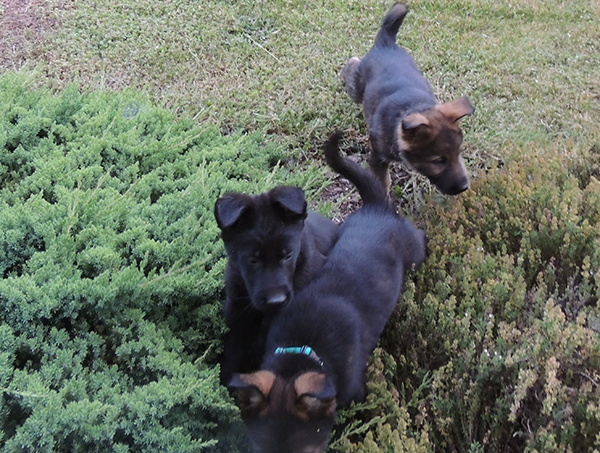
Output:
[0,0,61,69]
[0,0,423,221]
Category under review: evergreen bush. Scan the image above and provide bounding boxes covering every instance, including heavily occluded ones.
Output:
[0,74,324,452]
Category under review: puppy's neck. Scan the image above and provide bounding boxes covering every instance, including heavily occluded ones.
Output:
[265,344,326,378]
[275,346,324,367]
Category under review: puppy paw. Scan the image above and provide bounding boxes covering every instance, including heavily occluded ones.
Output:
[339,57,361,82]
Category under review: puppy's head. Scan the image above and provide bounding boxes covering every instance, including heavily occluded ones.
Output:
[229,370,337,453]
[398,96,475,195]
[214,186,307,312]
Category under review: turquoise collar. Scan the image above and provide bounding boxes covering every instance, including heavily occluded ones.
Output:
[274,345,324,368]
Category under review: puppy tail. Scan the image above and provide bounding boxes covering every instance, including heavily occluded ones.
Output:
[324,131,391,210]
[373,3,409,48]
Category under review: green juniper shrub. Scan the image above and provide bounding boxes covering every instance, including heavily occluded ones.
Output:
[334,143,600,452]
[0,74,325,452]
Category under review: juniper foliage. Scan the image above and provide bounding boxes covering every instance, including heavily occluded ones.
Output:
[0,74,321,452]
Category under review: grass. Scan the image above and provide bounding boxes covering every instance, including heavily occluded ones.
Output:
[4,0,598,163]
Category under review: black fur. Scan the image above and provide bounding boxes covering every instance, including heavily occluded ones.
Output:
[215,186,339,385]
[229,132,427,453]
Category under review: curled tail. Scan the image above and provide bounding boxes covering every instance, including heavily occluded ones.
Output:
[324,131,391,210]
[373,3,409,48]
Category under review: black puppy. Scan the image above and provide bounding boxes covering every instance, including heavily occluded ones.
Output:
[229,132,427,453]
[215,186,339,385]
[340,3,475,195]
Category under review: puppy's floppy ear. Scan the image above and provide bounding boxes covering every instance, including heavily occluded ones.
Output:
[437,96,475,122]
[229,371,276,414]
[269,186,307,222]
[214,194,254,230]
[294,372,337,420]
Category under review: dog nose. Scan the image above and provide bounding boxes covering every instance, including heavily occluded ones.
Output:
[447,180,469,195]
[267,293,288,306]
[455,181,469,194]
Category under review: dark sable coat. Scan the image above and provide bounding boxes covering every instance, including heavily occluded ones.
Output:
[215,187,339,385]
[229,133,427,453]
[340,2,475,195]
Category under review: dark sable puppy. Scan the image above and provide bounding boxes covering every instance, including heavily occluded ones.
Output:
[229,132,427,453]
[340,2,475,195]
[215,187,339,385]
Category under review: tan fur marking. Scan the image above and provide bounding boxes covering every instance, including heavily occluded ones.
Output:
[292,372,336,421]
[436,96,475,122]
[294,371,326,396]
[397,110,438,156]
[396,122,411,155]
[398,107,457,157]
[402,112,430,129]
[239,370,276,398]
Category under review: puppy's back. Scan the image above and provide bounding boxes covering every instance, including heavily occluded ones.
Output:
[323,131,427,345]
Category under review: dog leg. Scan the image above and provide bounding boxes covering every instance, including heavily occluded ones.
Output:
[367,151,392,195]
[339,57,363,103]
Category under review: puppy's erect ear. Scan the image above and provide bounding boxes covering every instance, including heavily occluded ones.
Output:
[269,186,307,222]
[214,194,254,230]
[437,96,475,123]
[400,113,432,154]
[294,372,337,420]
[401,112,430,131]
[229,371,276,414]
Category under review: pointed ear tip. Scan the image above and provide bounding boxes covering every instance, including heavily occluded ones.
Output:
[273,186,306,199]
[214,194,235,211]
[290,186,307,201]
[438,97,475,121]
[214,194,254,229]
[460,96,475,113]
[272,186,307,216]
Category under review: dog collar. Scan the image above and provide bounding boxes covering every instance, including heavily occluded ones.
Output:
[274,346,324,368]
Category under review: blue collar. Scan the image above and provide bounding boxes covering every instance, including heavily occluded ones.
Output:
[274,345,324,368]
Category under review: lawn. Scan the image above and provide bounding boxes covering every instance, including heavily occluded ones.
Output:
[1,0,600,451]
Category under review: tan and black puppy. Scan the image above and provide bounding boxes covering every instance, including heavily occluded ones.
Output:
[229,133,427,453]
[340,3,475,195]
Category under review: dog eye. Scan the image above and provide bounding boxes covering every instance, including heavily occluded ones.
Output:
[248,256,259,265]
[431,156,447,165]
[283,252,293,262]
